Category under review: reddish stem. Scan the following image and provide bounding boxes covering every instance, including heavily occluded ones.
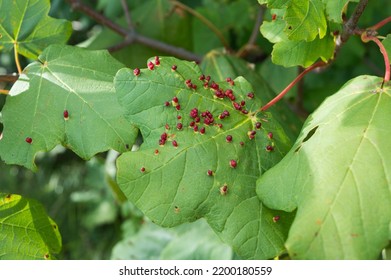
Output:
[362,33,390,83]
[369,16,391,31]
[261,61,326,111]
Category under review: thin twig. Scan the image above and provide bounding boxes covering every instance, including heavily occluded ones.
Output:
[248,6,265,46]
[236,6,265,58]
[261,61,326,111]
[340,0,369,43]
[120,0,133,30]
[0,89,9,95]
[67,0,202,61]
[170,0,231,51]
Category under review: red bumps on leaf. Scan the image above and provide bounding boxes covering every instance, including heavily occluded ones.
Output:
[247,92,254,99]
[229,160,237,168]
[171,65,177,71]
[273,215,280,222]
[140,167,146,173]
[154,56,160,65]
[172,140,178,147]
[266,145,274,152]
[164,101,170,107]
[154,149,159,155]
[133,68,140,76]
[226,135,233,142]
[200,127,206,134]
[267,132,273,139]
[255,122,262,129]
[63,110,69,120]
[207,170,214,176]
[220,184,228,195]
[248,130,256,139]
[25,137,32,144]
[147,61,155,70]
[176,123,183,130]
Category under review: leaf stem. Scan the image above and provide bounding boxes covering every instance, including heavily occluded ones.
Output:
[369,16,391,31]
[13,42,22,74]
[0,89,9,95]
[261,61,325,111]
[361,33,390,83]
[170,0,231,51]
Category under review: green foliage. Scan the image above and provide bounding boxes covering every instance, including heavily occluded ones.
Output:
[284,0,327,41]
[323,0,359,23]
[1,0,391,261]
[114,56,294,259]
[0,45,138,170]
[0,0,72,59]
[0,193,61,259]
[112,219,233,260]
[257,76,391,259]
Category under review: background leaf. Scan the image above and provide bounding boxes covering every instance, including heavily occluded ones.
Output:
[0,45,138,171]
[260,10,335,67]
[322,0,359,23]
[0,0,72,59]
[271,35,335,67]
[0,193,61,260]
[111,219,233,260]
[257,76,391,259]
[284,0,327,41]
[115,56,294,259]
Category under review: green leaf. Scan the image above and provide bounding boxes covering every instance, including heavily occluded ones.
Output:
[115,57,294,259]
[284,0,327,41]
[272,34,335,67]
[260,10,335,67]
[322,0,359,23]
[259,0,291,9]
[111,219,233,260]
[383,34,391,65]
[260,18,288,43]
[0,0,72,59]
[0,193,61,260]
[257,76,391,259]
[200,49,302,140]
[0,45,138,171]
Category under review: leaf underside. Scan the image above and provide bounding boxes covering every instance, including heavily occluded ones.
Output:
[257,76,391,259]
[115,57,295,259]
[0,193,61,260]
[0,45,138,171]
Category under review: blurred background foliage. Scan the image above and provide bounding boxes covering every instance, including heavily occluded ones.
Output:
[1,0,391,259]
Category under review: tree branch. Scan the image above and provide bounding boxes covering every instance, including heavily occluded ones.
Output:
[0,75,19,83]
[236,6,265,58]
[340,0,369,43]
[67,0,202,62]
